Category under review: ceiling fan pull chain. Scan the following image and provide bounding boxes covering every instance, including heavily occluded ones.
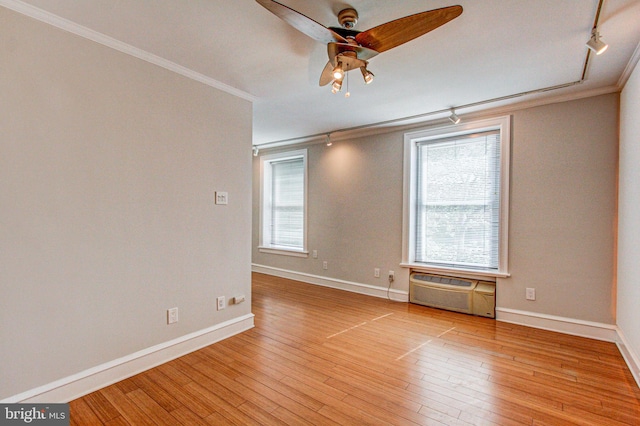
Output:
[345,72,351,98]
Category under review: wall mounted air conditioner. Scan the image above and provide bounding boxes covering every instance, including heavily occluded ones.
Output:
[409,273,495,318]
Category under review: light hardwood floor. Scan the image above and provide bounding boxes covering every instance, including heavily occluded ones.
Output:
[70,273,640,425]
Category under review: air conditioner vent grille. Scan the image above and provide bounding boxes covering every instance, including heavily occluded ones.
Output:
[412,274,474,288]
[412,284,471,312]
[410,273,495,318]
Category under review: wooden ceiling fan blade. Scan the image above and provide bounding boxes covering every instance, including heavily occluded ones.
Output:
[256,0,347,44]
[319,61,334,86]
[355,5,463,53]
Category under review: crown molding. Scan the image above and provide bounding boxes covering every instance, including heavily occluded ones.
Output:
[255,83,620,150]
[618,39,640,89]
[0,0,257,102]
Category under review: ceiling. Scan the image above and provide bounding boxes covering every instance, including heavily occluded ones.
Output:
[4,0,640,146]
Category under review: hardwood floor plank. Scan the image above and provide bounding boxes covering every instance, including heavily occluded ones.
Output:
[317,404,397,426]
[81,389,122,424]
[143,364,218,418]
[97,385,156,426]
[70,273,640,425]
[103,416,130,426]
[124,388,181,425]
[68,397,105,425]
[236,400,288,426]
[340,394,430,426]
[168,407,213,426]
[129,370,184,413]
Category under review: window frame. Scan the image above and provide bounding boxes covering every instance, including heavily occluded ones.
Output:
[401,116,511,278]
[259,149,309,257]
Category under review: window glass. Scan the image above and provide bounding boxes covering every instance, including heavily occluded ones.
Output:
[416,131,500,268]
[270,157,304,249]
[259,149,308,256]
[403,117,510,277]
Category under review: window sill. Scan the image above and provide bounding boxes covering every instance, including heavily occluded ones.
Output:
[259,247,309,258]
[400,262,510,280]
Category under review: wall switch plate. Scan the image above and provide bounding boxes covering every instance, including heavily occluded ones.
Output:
[217,296,226,310]
[167,307,179,324]
[526,288,536,301]
[322,261,328,270]
[215,191,228,205]
[312,250,318,259]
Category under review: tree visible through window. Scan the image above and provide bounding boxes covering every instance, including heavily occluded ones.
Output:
[403,117,510,275]
[416,131,500,268]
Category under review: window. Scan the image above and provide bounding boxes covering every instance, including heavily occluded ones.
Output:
[402,116,510,277]
[259,149,308,257]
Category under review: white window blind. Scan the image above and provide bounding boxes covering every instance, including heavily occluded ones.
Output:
[270,157,304,249]
[260,149,307,257]
[415,130,501,269]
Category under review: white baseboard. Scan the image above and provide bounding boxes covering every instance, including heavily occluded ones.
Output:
[496,307,618,342]
[252,264,409,302]
[616,328,640,389]
[2,314,255,403]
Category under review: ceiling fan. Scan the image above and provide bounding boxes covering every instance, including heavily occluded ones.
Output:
[256,0,463,94]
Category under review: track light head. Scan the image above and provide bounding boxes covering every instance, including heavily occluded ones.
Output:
[586,29,608,55]
[252,146,259,157]
[325,134,332,146]
[449,110,461,124]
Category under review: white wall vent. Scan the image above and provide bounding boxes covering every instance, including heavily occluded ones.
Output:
[409,273,495,318]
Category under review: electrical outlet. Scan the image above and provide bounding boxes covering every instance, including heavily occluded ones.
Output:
[526,288,536,301]
[323,261,328,270]
[217,296,226,310]
[167,307,179,324]
[312,250,318,259]
[388,270,395,282]
[374,268,380,278]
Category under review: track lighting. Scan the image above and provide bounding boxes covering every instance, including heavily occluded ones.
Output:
[449,109,461,124]
[586,28,608,55]
[252,146,259,157]
[332,61,345,81]
[325,134,332,146]
[360,66,374,84]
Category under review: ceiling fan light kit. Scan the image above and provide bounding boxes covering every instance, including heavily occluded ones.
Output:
[360,66,374,84]
[332,61,345,80]
[256,0,463,95]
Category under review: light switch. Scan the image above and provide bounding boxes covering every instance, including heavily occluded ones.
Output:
[215,191,228,205]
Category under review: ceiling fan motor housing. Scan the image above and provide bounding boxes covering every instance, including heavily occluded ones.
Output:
[338,8,358,29]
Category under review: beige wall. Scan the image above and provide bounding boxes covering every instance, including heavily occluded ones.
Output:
[253,93,619,325]
[618,60,640,373]
[1,8,252,400]
[499,95,618,322]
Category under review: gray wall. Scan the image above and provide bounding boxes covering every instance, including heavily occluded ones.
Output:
[253,93,619,325]
[500,94,618,322]
[253,131,410,290]
[618,60,640,373]
[1,8,252,400]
